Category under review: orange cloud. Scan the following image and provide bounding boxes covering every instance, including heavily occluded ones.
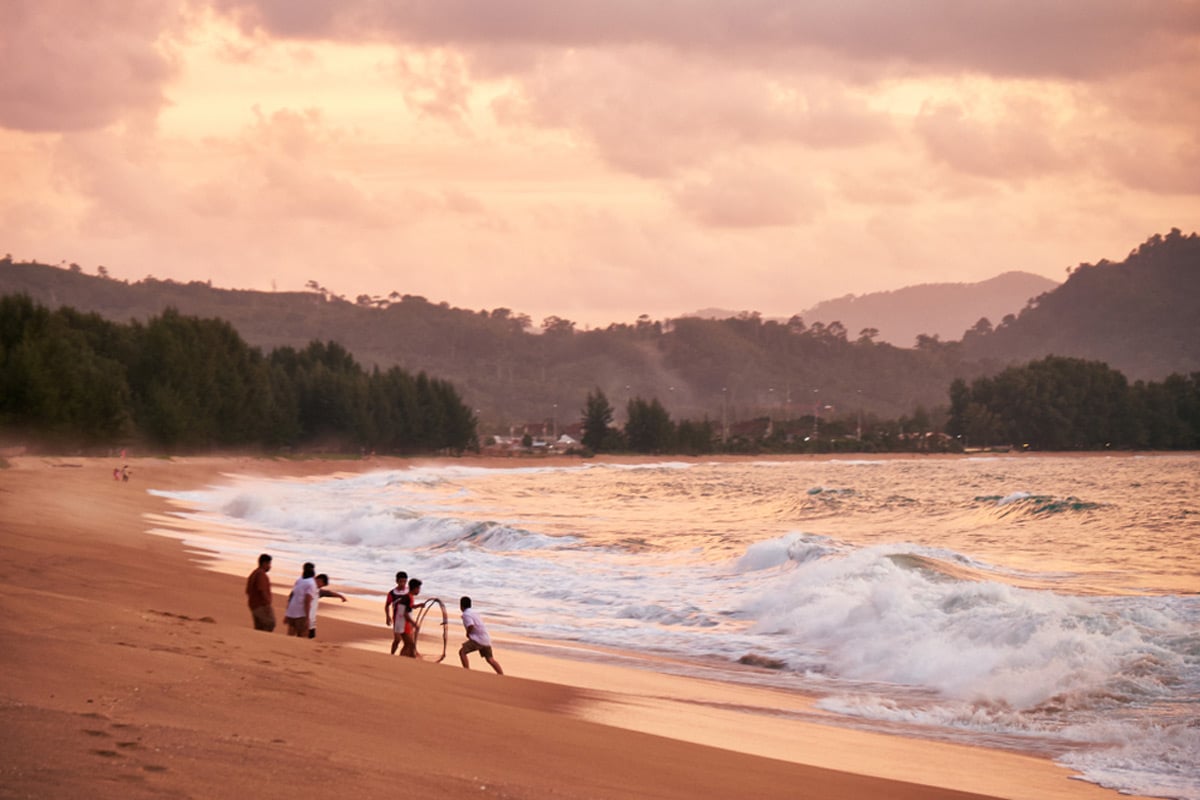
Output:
[1,0,1197,329]
[0,0,184,132]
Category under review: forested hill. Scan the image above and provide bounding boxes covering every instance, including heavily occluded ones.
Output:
[799,271,1058,347]
[958,229,1200,380]
[1,230,1195,427]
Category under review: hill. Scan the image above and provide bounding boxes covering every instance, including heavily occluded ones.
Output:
[960,229,1200,381]
[2,231,1195,428]
[799,272,1059,347]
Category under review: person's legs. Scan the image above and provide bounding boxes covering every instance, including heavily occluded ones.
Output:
[251,605,275,632]
[400,632,416,657]
[391,632,402,655]
[478,644,503,675]
[459,642,471,669]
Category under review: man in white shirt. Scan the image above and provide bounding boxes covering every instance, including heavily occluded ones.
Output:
[284,562,319,637]
[458,596,503,674]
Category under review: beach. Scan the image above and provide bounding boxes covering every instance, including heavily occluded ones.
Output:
[0,455,1154,800]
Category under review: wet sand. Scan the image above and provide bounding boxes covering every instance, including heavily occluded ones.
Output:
[0,455,1146,799]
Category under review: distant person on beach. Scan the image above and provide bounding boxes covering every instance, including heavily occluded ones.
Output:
[121,465,130,482]
[397,578,425,658]
[307,573,347,639]
[245,553,275,632]
[112,468,120,481]
[385,571,408,655]
[458,596,503,674]
[284,562,319,637]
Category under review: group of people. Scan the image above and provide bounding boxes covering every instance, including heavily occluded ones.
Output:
[244,554,346,639]
[382,570,503,674]
[245,555,502,674]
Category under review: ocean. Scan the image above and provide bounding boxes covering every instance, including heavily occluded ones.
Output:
[153,454,1200,799]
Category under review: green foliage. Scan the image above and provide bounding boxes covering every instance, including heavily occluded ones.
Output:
[0,295,132,445]
[624,397,675,453]
[947,356,1199,450]
[0,295,476,454]
[581,388,614,452]
[674,418,716,455]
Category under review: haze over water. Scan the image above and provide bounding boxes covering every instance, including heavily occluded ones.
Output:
[156,454,1200,800]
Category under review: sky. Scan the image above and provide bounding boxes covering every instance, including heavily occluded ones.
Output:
[2,1,1198,328]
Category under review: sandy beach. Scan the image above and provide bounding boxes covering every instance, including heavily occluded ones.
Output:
[0,455,1150,800]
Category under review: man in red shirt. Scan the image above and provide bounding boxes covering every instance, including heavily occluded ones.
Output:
[245,553,275,632]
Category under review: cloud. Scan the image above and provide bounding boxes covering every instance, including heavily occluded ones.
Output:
[0,0,185,132]
[209,0,1200,81]
[671,159,822,228]
[393,50,473,122]
[914,95,1072,181]
[489,48,891,178]
[3,0,1198,333]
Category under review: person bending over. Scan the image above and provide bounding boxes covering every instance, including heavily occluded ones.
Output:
[307,573,347,639]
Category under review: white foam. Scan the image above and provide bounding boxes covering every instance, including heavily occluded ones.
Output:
[151,460,1200,800]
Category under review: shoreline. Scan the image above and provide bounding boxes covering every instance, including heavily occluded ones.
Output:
[0,455,1151,799]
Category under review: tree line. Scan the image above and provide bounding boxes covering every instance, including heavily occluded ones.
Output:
[572,356,1200,455]
[0,295,476,453]
[948,356,1200,451]
[5,294,1197,457]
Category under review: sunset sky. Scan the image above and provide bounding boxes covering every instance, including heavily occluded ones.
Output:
[2,1,1197,327]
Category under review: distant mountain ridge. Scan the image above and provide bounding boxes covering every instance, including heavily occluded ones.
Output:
[798,271,1059,347]
[1,231,1194,425]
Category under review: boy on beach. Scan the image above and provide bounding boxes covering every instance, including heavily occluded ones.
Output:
[245,553,275,632]
[395,579,425,658]
[385,571,408,654]
[458,596,503,674]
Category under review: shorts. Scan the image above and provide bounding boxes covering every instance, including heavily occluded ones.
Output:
[250,604,276,632]
[284,616,310,637]
[461,639,494,659]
